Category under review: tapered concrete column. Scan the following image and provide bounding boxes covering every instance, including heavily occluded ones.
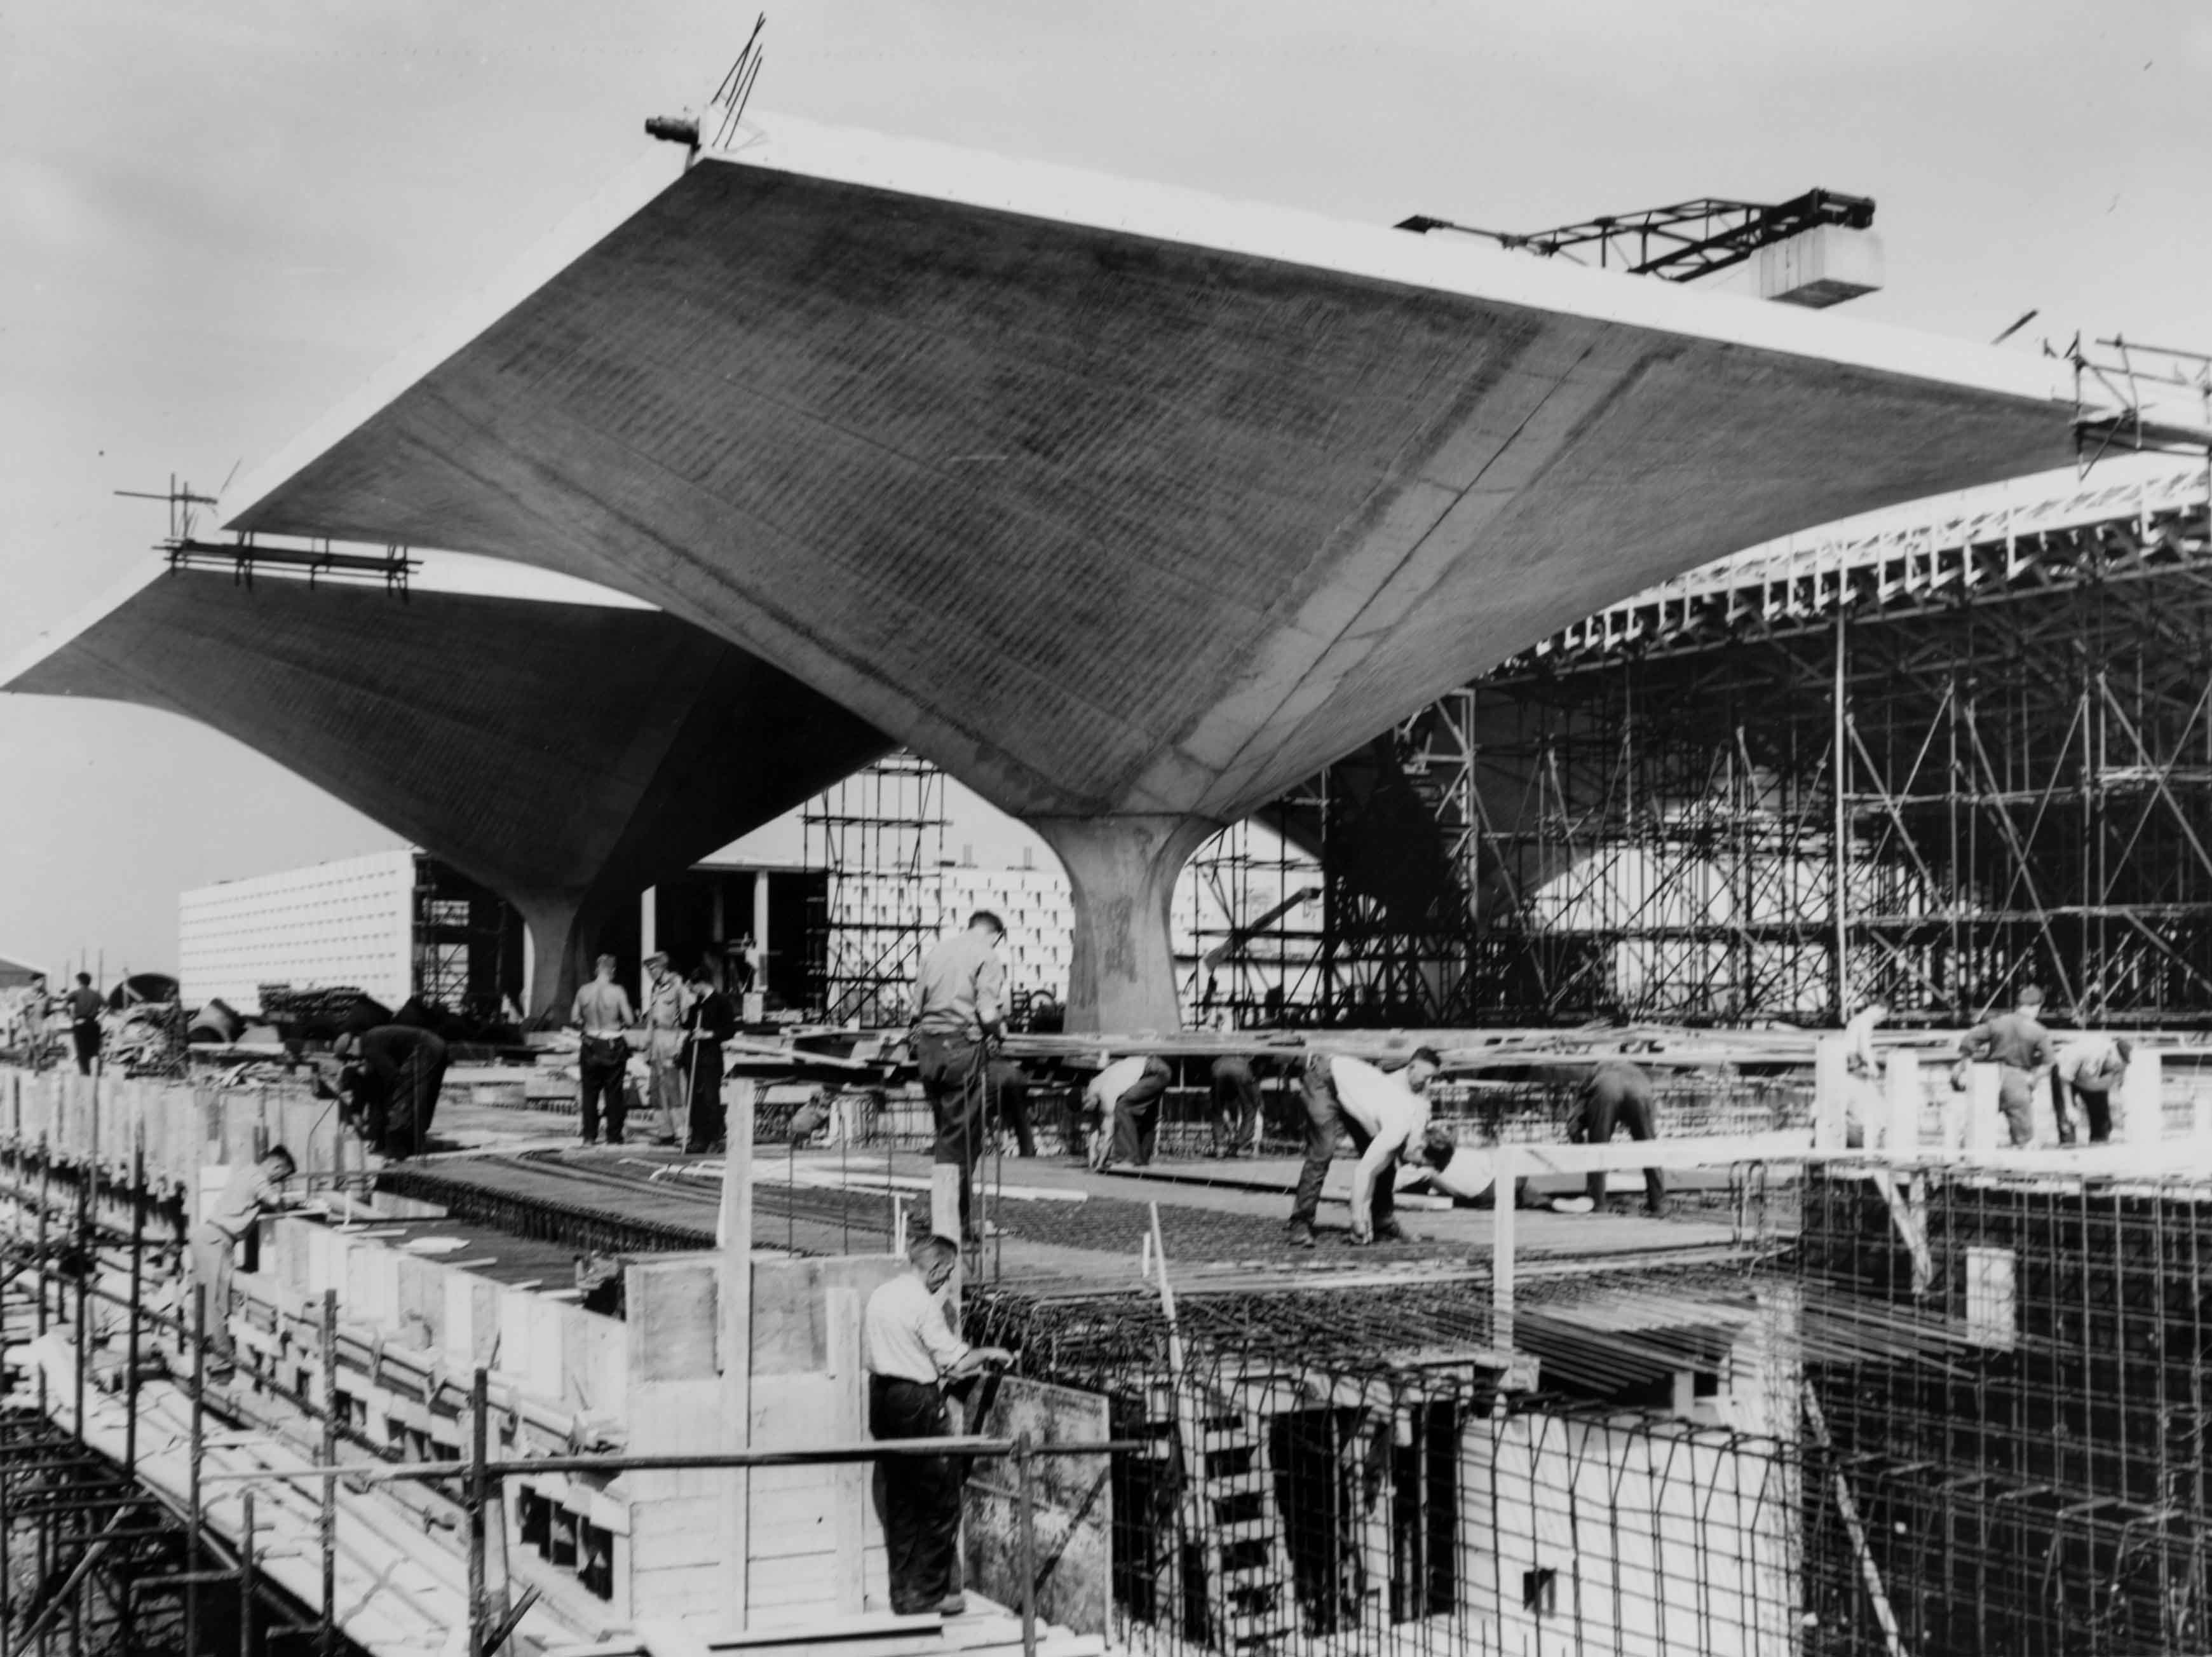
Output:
[514,892,596,1018]
[1028,815,1217,1034]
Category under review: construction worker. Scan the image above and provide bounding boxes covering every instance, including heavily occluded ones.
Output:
[862,1234,1013,1616]
[1083,1053,1173,1170]
[1209,1054,1263,1157]
[2052,1033,2133,1145]
[641,951,691,1145]
[911,911,1007,1242]
[189,1145,296,1382]
[986,1057,1038,1157]
[335,1024,449,1159]
[1569,1060,1667,1216]
[1842,999,1889,1147]
[63,972,103,1075]
[569,953,636,1146]
[681,960,738,1152]
[1959,986,2053,1147]
[1287,1048,1451,1249]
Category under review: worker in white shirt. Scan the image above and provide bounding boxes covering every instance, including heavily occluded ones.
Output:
[862,1235,1013,1617]
[1287,1049,1453,1249]
[1082,1053,1173,1170]
[1842,999,1888,1148]
[2051,1034,2133,1145]
[189,1145,297,1382]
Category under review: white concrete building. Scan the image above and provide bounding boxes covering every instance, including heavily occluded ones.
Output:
[179,850,417,1013]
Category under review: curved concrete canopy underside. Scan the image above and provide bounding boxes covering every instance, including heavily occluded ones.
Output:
[4,569,890,1007]
[224,116,2079,1026]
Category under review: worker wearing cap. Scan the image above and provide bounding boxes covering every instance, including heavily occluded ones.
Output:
[1287,1048,1451,1249]
[641,951,691,1145]
[863,1234,1013,1617]
[1569,1060,1667,1215]
[2052,1033,2133,1145]
[911,912,1008,1242]
[1083,1053,1173,1170]
[1959,986,2053,1147]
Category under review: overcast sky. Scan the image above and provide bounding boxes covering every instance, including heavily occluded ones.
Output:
[4,0,2209,979]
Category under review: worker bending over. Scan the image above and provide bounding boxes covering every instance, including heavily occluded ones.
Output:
[1958,986,2053,1147]
[335,1023,449,1160]
[1083,1053,1173,1169]
[2052,1033,2133,1145]
[1209,1054,1263,1157]
[1569,1060,1667,1216]
[1287,1049,1452,1249]
[912,912,1008,1242]
[863,1235,1013,1617]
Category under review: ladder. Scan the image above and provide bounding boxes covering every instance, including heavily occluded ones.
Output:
[1172,1389,1296,1652]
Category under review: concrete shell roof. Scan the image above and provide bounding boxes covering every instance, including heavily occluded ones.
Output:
[3,566,890,934]
[226,115,2077,826]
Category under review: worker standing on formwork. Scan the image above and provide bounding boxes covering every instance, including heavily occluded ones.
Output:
[862,1234,1014,1616]
[911,911,1007,1244]
[570,953,635,1147]
[189,1145,296,1384]
[1842,999,1889,1147]
[63,972,102,1075]
[1287,1049,1451,1249]
[1568,1059,1668,1217]
[1959,985,2053,1147]
[2051,1033,2132,1146]
[641,951,691,1145]
[681,960,737,1152]
[1083,1053,1172,1170]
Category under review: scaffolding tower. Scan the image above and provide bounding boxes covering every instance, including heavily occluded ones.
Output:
[803,753,947,1025]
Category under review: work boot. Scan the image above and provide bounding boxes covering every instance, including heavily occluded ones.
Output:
[1373,1220,1410,1244]
[1286,1220,1317,1250]
[938,1593,968,1616]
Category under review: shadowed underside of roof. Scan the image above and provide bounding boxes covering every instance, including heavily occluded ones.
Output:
[4,570,891,1005]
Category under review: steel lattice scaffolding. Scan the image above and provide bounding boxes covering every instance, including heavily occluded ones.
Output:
[1261,468,2212,1027]
[803,752,948,1026]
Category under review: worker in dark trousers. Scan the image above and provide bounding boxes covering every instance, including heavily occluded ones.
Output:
[336,1025,449,1160]
[63,972,103,1075]
[1959,985,2054,1147]
[569,953,636,1147]
[986,1058,1038,1157]
[911,913,1007,1242]
[1209,1054,1263,1156]
[1084,1053,1173,1169]
[2051,1033,2133,1145]
[1570,1060,1667,1215]
[681,961,738,1152]
[1287,1049,1451,1248]
[862,1234,1013,1616]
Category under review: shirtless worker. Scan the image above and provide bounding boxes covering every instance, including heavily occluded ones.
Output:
[1959,986,2054,1147]
[1287,1049,1453,1248]
[569,954,636,1147]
